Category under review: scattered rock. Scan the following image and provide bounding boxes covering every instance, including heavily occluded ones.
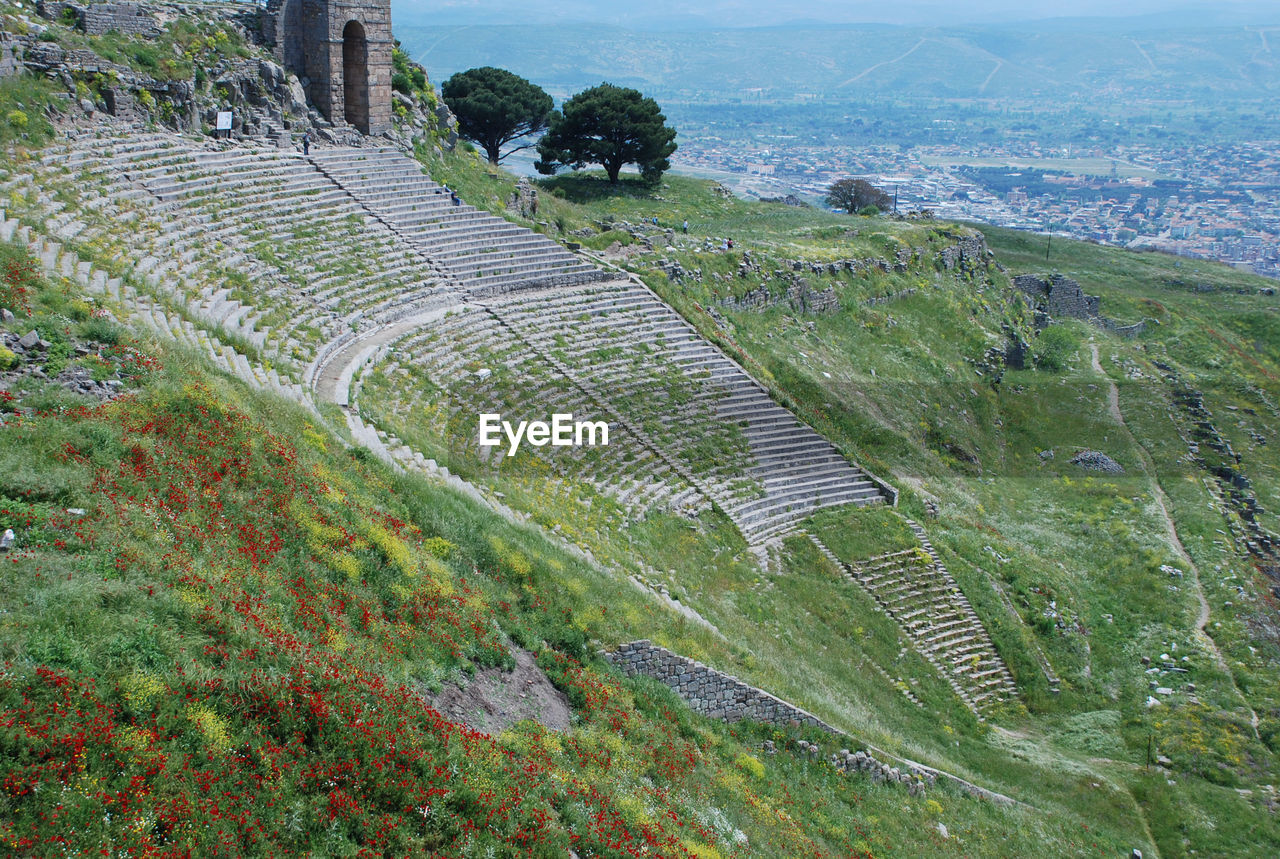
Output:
[17,330,40,350]
[1070,450,1124,474]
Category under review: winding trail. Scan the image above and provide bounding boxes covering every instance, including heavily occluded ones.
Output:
[839,38,929,87]
[1090,343,1260,738]
[1130,39,1158,72]
[979,59,1004,94]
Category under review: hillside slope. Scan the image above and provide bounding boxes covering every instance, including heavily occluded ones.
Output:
[1,4,1279,857]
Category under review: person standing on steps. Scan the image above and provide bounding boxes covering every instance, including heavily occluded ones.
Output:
[682,219,689,233]
[302,132,310,156]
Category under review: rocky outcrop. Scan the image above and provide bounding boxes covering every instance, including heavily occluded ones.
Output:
[14,1,457,151]
[720,273,837,314]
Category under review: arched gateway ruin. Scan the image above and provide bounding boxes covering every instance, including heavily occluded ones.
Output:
[262,0,392,134]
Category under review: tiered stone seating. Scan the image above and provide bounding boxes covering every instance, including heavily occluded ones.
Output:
[7,130,893,546]
[481,283,753,496]
[24,132,458,386]
[813,528,1017,713]
[367,305,702,517]
[307,147,607,294]
[482,281,886,541]
[0,211,306,403]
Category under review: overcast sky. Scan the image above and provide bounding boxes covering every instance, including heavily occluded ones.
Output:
[395,1,1280,28]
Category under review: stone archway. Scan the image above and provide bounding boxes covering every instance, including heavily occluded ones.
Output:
[342,20,370,133]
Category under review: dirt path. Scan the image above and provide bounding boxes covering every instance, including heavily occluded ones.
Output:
[1091,343,1259,737]
[839,38,929,86]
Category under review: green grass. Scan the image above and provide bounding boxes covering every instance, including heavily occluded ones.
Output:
[409,159,1280,852]
[2,43,1278,848]
[0,74,59,147]
[809,506,920,562]
[0,235,1160,855]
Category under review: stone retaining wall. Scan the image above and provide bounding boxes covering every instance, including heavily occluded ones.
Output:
[1099,316,1147,339]
[36,1,158,36]
[0,39,20,78]
[604,640,835,730]
[606,639,1019,806]
[85,2,158,35]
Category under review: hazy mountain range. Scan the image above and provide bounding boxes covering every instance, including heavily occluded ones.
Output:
[394,0,1280,30]
[396,18,1280,104]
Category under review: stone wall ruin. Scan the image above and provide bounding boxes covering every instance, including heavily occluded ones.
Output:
[1013,272,1146,338]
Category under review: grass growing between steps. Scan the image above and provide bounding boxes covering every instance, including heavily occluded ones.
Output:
[4,110,1273,851]
[389,151,1280,851]
[0,236,1159,856]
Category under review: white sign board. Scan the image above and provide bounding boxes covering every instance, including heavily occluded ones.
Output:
[215,111,233,131]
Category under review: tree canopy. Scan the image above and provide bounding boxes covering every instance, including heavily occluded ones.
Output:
[441,67,553,164]
[825,178,893,214]
[535,83,677,185]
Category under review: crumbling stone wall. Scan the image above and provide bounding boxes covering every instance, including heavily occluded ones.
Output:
[937,234,993,272]
[1099,317,1147,339]
[84,2,158,35]
[506,179,539,219]
[1013,273,1101,320]
[1013,272,1148,337]
[720,276,838,314]
[35,1,157,36]
[0,38,20,78]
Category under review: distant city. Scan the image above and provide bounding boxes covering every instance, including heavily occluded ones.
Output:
[403,18,1280,280]
[672,137,1280,280]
